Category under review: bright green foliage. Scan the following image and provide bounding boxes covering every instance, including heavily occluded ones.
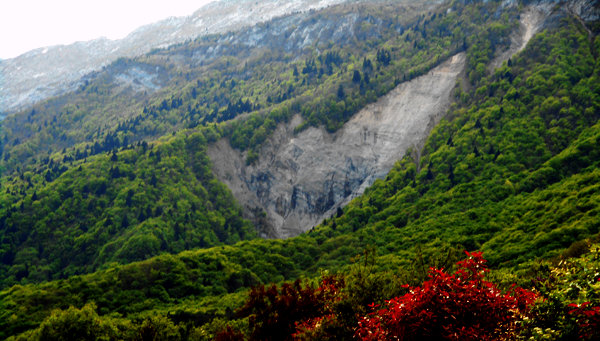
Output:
[322,16,600,269]
[0,240,296,339]
[12,303,127,341]
[0,130,255,288]
[5,303,184,341]
[520,243,600,340]
[0,1,599,340]
[0,0,515,170]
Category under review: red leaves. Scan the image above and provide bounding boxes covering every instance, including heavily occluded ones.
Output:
[225,252,551,340]
[568,302,600,340]
[355,251,538,340]
[237,275,344,341]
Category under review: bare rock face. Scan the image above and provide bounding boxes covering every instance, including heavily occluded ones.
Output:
[208,0,581,239]
[489,2,550,71]
[564,0,600,22]
[208,53,466,238]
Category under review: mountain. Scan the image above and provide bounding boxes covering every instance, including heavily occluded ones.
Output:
[209,53,468,238]
[0,0,599,339]
[0,0,451,285]
[0,0,447,286]
[0,0,348,116]
[0,0,444,177]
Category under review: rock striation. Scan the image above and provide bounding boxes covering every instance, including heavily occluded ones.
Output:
[209,53,466,238]
[207,0,593,238]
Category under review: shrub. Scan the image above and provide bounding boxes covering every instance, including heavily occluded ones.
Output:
[568,301,600,340]
[355,252,538,340]
[236,275,344,341]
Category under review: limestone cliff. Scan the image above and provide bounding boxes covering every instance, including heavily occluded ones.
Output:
[209,53,466,238]
[207,0,584,238]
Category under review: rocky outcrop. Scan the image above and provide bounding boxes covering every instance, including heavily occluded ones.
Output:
[208,53,466,238]
[489,2,550,71]
[563,0,600,22]
[208,0,582,239]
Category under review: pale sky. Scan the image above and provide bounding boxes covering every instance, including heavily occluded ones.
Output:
[0,0,216,59]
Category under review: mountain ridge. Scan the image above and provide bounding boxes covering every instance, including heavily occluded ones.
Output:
[0,0,349,116]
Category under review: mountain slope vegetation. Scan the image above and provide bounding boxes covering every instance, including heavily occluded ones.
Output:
[0,129,254,288]
[0,0,518,285]
[0,0,599,339]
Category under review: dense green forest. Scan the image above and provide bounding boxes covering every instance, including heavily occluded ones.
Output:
[0,0,517,288]
[0,0,513,170]
[1,0,600,339]
[0,129,254,288]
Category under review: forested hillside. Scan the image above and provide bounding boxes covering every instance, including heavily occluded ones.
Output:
[0,129,254,288]
[0,0,599,339]
[0,0,517,285]
[0,0,506,171]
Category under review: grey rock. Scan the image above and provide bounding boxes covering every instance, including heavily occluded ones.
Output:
[209,53,467,238]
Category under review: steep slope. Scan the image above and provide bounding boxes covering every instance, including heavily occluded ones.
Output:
[0,0,599,339]
[209,53,466,238]
[208,0,555,239]
[0,0,446,172]
[0,0,348,115]
[0,131,255,289]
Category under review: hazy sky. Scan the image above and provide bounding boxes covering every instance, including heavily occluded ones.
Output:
[0,0,216,59]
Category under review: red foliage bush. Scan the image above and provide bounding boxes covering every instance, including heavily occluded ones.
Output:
[568,301,600,340]
[237,275,344,341]
[355,251,538,341]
